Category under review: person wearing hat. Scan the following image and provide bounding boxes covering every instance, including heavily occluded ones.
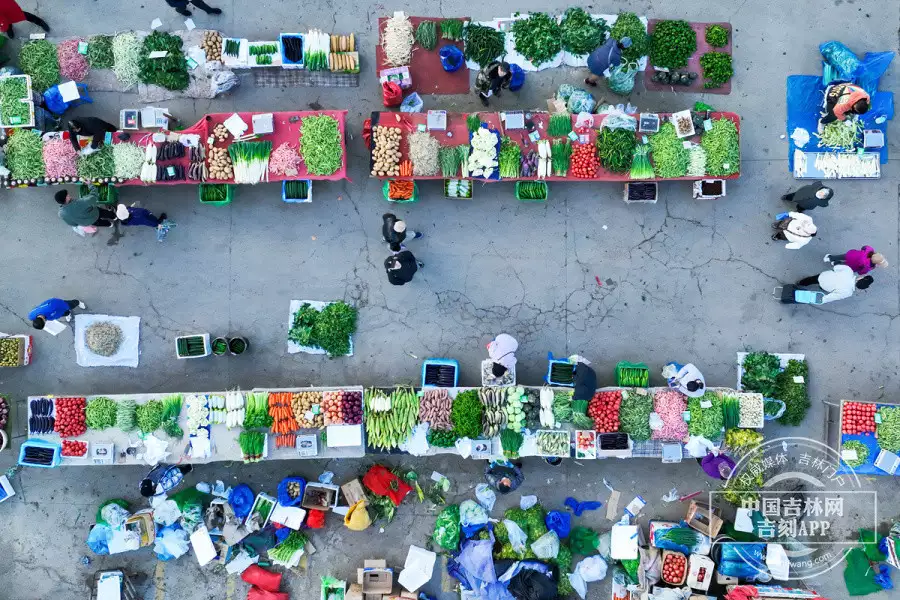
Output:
[584,36,632,87]
[487,333,518,379]
[783,264,872,305]
[382,212,423,253]
[819,82,871,128]
[475,61,512,107]
[116,204,167,229]
[825,246,888,275]
[772,211,817,250]
[140,463,193,497]
[781,181,833,213]
[384,250,423,286]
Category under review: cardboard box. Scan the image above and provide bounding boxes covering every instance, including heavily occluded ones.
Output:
[302,482,340,511]
[687,554,715,591]
[610,524,640,560]
[342,478,367,506]
[357,559,393,599]
[345,583,363,600]
[686,500,723,538]
[661,550,688,585]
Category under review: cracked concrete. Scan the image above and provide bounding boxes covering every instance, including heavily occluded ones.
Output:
[0,1,898,599]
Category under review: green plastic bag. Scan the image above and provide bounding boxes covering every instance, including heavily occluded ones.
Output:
[621,558,640,584]
[859,529,887,562]
[570,526,600,555]
[434,504,461,551]
[844,547,883,596]
[607,64,637,96]
[95,499,128,526]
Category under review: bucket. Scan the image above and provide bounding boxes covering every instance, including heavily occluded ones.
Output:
[212,337,228,356]
[228,337,248,355]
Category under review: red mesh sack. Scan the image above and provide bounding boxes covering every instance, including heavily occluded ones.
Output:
[363,118,373,149]
[247,586,289,600]
[382,82,403,107]
[306,509,326,529]
[241,565,282,592]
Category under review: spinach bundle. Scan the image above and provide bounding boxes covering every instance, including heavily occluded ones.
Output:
[511,12,562,67]
[138,31,189,91]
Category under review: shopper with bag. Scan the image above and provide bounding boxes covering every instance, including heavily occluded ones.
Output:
[772,212,817,249]
[584,37,632,86]
[782,264,873,305]
[825,246,888,275]
[55,185,118,228]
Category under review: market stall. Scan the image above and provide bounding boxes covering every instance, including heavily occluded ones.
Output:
[837,399,900,475]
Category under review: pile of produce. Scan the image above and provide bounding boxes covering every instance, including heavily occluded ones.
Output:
[500,429,524,458]
[288,301,356,357]
[161,394,184,438]
[339,390,363,425]
[629,144,655,179]
[450,390,483,439]
[387,180,415,200]
[57,39,90,81]
[504,387,527,432]
[321,390,344,425]
[87,35,115,68]
[199,184,229,203]
[687,392,724,438]
[207,146,233,180]
[283,180,309,201]
[224,390,245,428]
[468,127,499,178]
[418,388,452,430]
[229,140,272,184]
[551,140,571,176]
[480,388,507,438]
[662,552,687,584]
[299,114,343,176]
[773,359,809,426]
[575,430,597,458]
[61,440,88,457]
[706,25,728,48]
[382,13,414,66]
[290,391,322,428]
[19,39,60,92]
[239,431,266,463]
[184,395,210,436]
[464,24,505,68]
[652,390,688,440]
[511,12,562,67]
[269,143,302,177]
[840,440,869,467]
[721,394,741,430]
[598,127,637,173]
[650,122,689,178]
[548,113,572,137]
[85,397,118,430]
[700,52,733,88]
[537,430,569,456]
[588,391,622,433]
[201,31,223,62]
[516,181,547,200]
[371,125,402,177]
[522,389,542,429]
[206,395,226,427]
[29,398,54,434]
[85,321,122,357]
[741,352,780,397]
[116,399,137,431]
[408,132,440,176]
[427,428,457,447]
[817,117,862,150]
[842,401,877,435]
[467,113,482,132]
[446,178,471,198]
[440,19,464,41]
[498,137,521,178]
[55,397,87,437]
[0,76,30,127]
[610,12,649,62]
[43,139,79,180]
[415,21,437,50]
[242,391,273,428]
[702,118,740,176]
[139,31,189,91]
[112,142,145,180]
[7,130,46,181]
[687,145,707,177]
[649,20,696,70]
[112,32,142,88]
[560,8,608,56]
[270,531,308,565]
[266,392,299,435]
[570,143,599,178]
[0,338,21,367]
[77,145,115,182]
[724,428,763,456]
[304,30,331,71]
[737,393,764,428]
[135,399,163,434]
[365,387,418,450]
[439,146,463,178]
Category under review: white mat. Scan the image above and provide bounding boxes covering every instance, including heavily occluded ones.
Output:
[74,314,141,367]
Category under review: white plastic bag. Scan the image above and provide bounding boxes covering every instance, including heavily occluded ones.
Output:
[648,412,664,431]
[475,484,496,513]
[520,495,538,510]
[531,530,560,560]
[685,436,717,458]
[152,499,182,526]
[402,423,430,456]
[100,503,131,529]
[503,519,528,555]
[459,500,489,532]
[568,555,608,599]
[154,526,190,559]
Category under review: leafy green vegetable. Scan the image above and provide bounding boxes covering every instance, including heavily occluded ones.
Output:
[450,390,483,439]
[77,145,115,181]
[877,408,900,452]
[415,21,437,51]
[705,25,728,48]
[135,400,164,434]
[464,24,505,68]
[619,391,653,441]
[19,39,60,92]
[511,12,562,67]
[701,118,740,176]
[139,31,189,91]
[288,301,357,357]
[649,122,689,178]
[85,397,118,430]
[610,12,649,63]
[87,35,115,69]
[687,392,724,438]
[840,440,869,467]
[700,51,733,88]
[649,20,696,69]
[560,8,608,56]
[0,77,30,126]
[740,352,781,397]
[427,429,458,447]
[774,359,809,426]
[6,129,45,180]
[299,114,343,176]
[440,19,464,41]
[597,127,637,173]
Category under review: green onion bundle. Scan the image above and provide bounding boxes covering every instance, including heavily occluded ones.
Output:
[439,146,462,177]
[228,141,272,184]
[440,19,465,41]
[630,145,654,179]
[498,137,521,179]
[660,526,700,547]
[551,140,572,176]
[415,21,437,50]
[548,114,572,137]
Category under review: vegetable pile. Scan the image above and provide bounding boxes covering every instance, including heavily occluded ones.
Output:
[112,33,142,88]
[500,429,524,458]
[87,35,115,68]
[480,387,507,438]
[560,8,608,56]
[0,76,30,127]
[650,122,689,178]
[288,301,356,357]
[415,21,437,50]
[161,394,184,438]
[464,24,505,68]
[687,145,707,177]
[439,145,463,178]
[610,12,649,62]
[229,140,272,184]
[78,145,115,182]
[724,428,763,456]
[548,114,572,137]
[135,400,163,434]
[382,14,415,66]
[511,12,562,67]
[652,390,688,440]
[29,398,54,434]
[283,180,309,201]
[408,132,440,176]
[7,129,46,181]
[740,352,780,397]
[569,143,598,178]
[517,181,547,200]
[239,431,266,462]
[116,399,137,431]
[199,183,230,203]
[450,390,483,439]
[498,137,521,178]
[537,430,569,456]
[598,127,637,173]
[588,391,622,433]
[705,25,729,48]
[19,40,60,92]
[876,407,900,452]
[112,142,145,179]
[0,338,21,367]
[201,31,223,62]
[371,125,402,177]
[387,180,415,200]
[840,440,869,467]
[86,397,118,430]
[649,20,696,70]
[701,118,740,176]
[57,39,90,81]
[576,430,596,458]
[700,52,733,88]
[43,138,79,180]
[440,19,465,41]
[737,393,764,428]
[62,440,88,457]
[365,387,418,450]
[817,117,861,150]
[419,388,452,430]
[269,143,302,177]
[551,140,571,176]
[773,359,809,426]
[55,397,87,437]
[687,392,724,438]
[630,145,655,179]
[139,31,189,91]
[662,552,688,584]
[842,401,876,435]
[468,127,499,178]
[299,114,343,176]
[85,321,122,357]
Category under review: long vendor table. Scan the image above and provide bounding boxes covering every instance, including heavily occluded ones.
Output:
[368,110,740,183]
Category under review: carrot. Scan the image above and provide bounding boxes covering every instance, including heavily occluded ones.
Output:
[389,180,414,199]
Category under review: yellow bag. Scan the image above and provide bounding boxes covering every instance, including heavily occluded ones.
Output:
[344,500,372,531]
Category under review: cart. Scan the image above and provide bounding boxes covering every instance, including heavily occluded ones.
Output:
[773,286,824,305]
[90,569,142,600]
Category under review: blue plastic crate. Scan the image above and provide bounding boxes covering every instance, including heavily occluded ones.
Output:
[545,352,575,387]
[279,34,304,69]
[421,358,459,388]
[282,179,312,203]
[18,439,61,468]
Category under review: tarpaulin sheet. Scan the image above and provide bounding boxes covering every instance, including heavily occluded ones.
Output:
[376,16,471,95]
[785,74,893,172]
[643,21,733,95]
[369,110,741,182]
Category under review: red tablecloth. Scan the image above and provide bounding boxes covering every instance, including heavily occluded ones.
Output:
[642,21,733,95]
[368,111,741,182]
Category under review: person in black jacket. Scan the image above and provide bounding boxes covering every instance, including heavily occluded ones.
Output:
[474,61,511,106]
[382,213,423,252]
[68,117,122,152]
[164,0,222,16]
[781,181,833,213]
[384,250,423,286]
[572,358,597,403]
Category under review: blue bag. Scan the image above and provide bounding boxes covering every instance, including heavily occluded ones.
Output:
[86,524,112,555]
[277,477,306,507]
[819,41,862,82]
[509,64,525,91]
[856,51,895,96]
[439,45,464,73]
[545,510,571,539]
[400,92,424,113]
[229,484,255,519]
[42,82,93,116]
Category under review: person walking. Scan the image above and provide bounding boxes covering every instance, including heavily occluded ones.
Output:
[68,117,122,152]
[781,181,833,212]
[164,0,222,17]
[474,61,511,107]
[825,246,888,275]
[56,185,117,228]
[487,333,518,378]
[781,264,873,304]
[484,460,524,494]
[382,212,422,252]
[28,298,85,330]
[116,204,167,229]
[772,211,817,249]
[384,250,422,286]
[584,37,632,87]
[0,0,49,39]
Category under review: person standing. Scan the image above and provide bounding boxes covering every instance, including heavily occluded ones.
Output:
[68,117,121,152]
[781,181,833,212]
[783,264,872,304]
[571,356,597,403]
[819,82,870,127]
[116,204,167,229]
[382,212,423,252]
[584,37,632,87]
[55,185,117,228]
[475,61,511,107]
[825,246,888,275]
[140,463,193,497]
[484,460,524,494]
[384,250,422,286]
[487,333,518,378]
[772,211,817,249]
[663,362,706,398]
[164,0,222,17]
[0,0,49,39]
[28,298,85,330]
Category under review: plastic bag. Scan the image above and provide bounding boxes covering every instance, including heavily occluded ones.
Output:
[153,499,182,526]
[456,539,497,590]
[819,41,862,81]
[508,565,557,600]
[570,526,599,555]
[546,511,571,539]
[520,495,538,510]
[475,483,496,513]
[100,502,131,529]
[509,64,525,91]
[439,45,464,72]
[96,499,129,526]
[276,477,306,507]
[434,504,461,551]
[859,529,887,562]
[382,81,403,107]
[86,524,112,555]
[763,399,786,420]
[857,51,895,95]
[400,92,424,113]
[607,65,637,96]
[211,70,240,96]
[568,555,608,599]
[567,89,596,114]
[229,484,255,519]
[363,465,413,506]
[503,519,528,555]
[460,499,489,538]
[844,547,885,596]
[242,565,283,592]
[154,525,190,561]
[531,530,560,560]
[649,412,664,430]
[306,509,326,529]
[247,587,289,600]
[344,500,372,531]
[42,82,93,115]
[557,84,576,101]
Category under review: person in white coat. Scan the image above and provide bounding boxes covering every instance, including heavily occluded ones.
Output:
[788,265,873,304]
[663,362,706,398]
[487,334,518,378]
[772,212,817,249]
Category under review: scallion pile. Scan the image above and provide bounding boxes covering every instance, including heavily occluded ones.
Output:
[440,19,464,41]
[629,145,654,179]
[228,141,272,184]
[551,140,571,176]
[439,146,462,177]
[499,137,521,178]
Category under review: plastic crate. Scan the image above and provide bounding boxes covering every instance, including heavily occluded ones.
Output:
[545,352,574,387]
[443,179,473,199]
[80,183,118,205]
[176,333,211,359]
[515,181,548,202]
[282,179,312,203]
[19,439,61,468]
[615,361,650,387]
[199,183,234,206]
[421,358,458,387]
[382,180,418,203]
[279,34,304,69]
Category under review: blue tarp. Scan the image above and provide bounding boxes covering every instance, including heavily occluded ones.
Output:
[837,432,882,475]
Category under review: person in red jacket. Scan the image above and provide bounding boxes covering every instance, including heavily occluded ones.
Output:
[0,0,49,38]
